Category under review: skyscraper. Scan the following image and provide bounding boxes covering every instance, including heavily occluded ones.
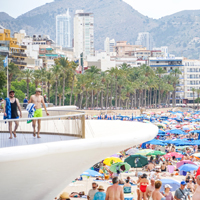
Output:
[74,10,94,58]
[135,32,154,50]
[56,9,71,48]
[104,37,115,55]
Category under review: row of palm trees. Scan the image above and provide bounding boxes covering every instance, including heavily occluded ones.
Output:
[1,56,182,108]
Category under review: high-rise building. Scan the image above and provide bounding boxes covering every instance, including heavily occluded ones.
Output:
[56,9,71,48]
[135,32,154,50]
[74,10,94,58]
[104,37,115,55]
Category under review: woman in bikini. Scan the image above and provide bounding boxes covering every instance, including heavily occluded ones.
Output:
[152,180,166,200]
[139,173,149,200]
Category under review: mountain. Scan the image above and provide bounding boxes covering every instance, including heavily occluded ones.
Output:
[0,0,200,59]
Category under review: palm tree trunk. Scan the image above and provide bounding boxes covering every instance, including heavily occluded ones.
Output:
[110,83,113,107]
[47,81,50,103]
[85,90,88,108]
[80,92,83,109]
[131,94,133,109]
[59,96,61,106]
[92,90,94,109]
[115,79,117,108]
[106,83,108,108]
[74,95,77,106]
[144,89,146,107]
[96,92,99,107]
[62,76,65,106]
[70,75,75,105]
[55,80,58,106]
[134,91,136,108]
[101,90,103,109]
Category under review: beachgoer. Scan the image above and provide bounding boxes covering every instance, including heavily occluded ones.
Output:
[155,170,161,180]
[147,162,155,171]
[193,175,200,200]
[139,173,149,200]
[152,180,165,200]
[161,162,167,172]
[161,184,173,200]
[146,178,155,199]
[23,96,28,108]
[137,173,143,200]
[56,192,70,200]
[28,88,49,138]
[105,177,124,200]
[187,179,194,193]
[3,90,22,139]
[87,182,98,200]
[93,185,106,200]
[174,181,190,200]
[123,179,132,194]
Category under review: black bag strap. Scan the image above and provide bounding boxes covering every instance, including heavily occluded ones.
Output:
[179,188,185,196]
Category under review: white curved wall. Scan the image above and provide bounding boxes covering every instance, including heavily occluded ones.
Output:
[0,121,158,200]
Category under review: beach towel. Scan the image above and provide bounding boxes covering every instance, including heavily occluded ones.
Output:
[3,98,11,122]
[26,103,36,123]
[167,165,175,173]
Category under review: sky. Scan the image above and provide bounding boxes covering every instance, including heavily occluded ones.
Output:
[1,0,200,19]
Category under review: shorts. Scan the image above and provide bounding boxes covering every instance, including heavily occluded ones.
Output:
[11,116,19,119]
[34,108,43,118]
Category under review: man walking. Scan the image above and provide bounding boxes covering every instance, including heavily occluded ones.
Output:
[87,182,98,200]
[3,90,22,139]
[174,181,190,200]
[106,177,124,200]
[29,88,49,138]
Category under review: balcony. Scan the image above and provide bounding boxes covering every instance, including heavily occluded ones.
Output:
[12,60,27,66]
[20,45,27,49]
[12,53,27,57]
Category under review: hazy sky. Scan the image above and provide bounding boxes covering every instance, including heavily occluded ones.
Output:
[1,0,200,19]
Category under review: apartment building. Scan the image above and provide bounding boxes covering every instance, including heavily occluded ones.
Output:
[74,10,94,59]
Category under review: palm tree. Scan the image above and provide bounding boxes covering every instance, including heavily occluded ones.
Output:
[46,71,53,103]
[59,57,70,105]
[51,65,61,106]
[77,74,86,109]
[191,88,196,109]
[7,62,21,91]
[69,61,78,105]
[33,70,41,88]
[196,89,200,110]
[22,69,33,98]
[170,68,182,107]
[155,67,166,106]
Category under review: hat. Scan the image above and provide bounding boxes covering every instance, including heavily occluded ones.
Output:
[9,90,15,94]
[36,88,42,92]
[165,184,172,189]
[60,192,69,198]
[98,185,105,191]
[181,181,186,185]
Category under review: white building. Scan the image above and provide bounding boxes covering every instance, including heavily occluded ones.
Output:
[104,37,115,55]
[135,32,153,50]
[56,9,71,48]
[153,46,169,58]
[183,59,200,103]
[74,10,94,59]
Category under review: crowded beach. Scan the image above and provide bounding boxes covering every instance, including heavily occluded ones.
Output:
[56,109,200,200]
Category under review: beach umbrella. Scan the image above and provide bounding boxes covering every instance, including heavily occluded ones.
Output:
[160,179,180,192]
[103,157,122,166]
[190,130,200,134]
[146,151,166,156]
[81,169,103,177]
[158,130,165,134]
[178,164,198,172]
[124,155,148,168]
[110,162,131,173]
[126,148,139,155]
[164,152,183,158]
[176,160,197,168]
[146,139,165,146]
[168,129,187,135]
[134,149,153,156]
[110,154,120,158]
